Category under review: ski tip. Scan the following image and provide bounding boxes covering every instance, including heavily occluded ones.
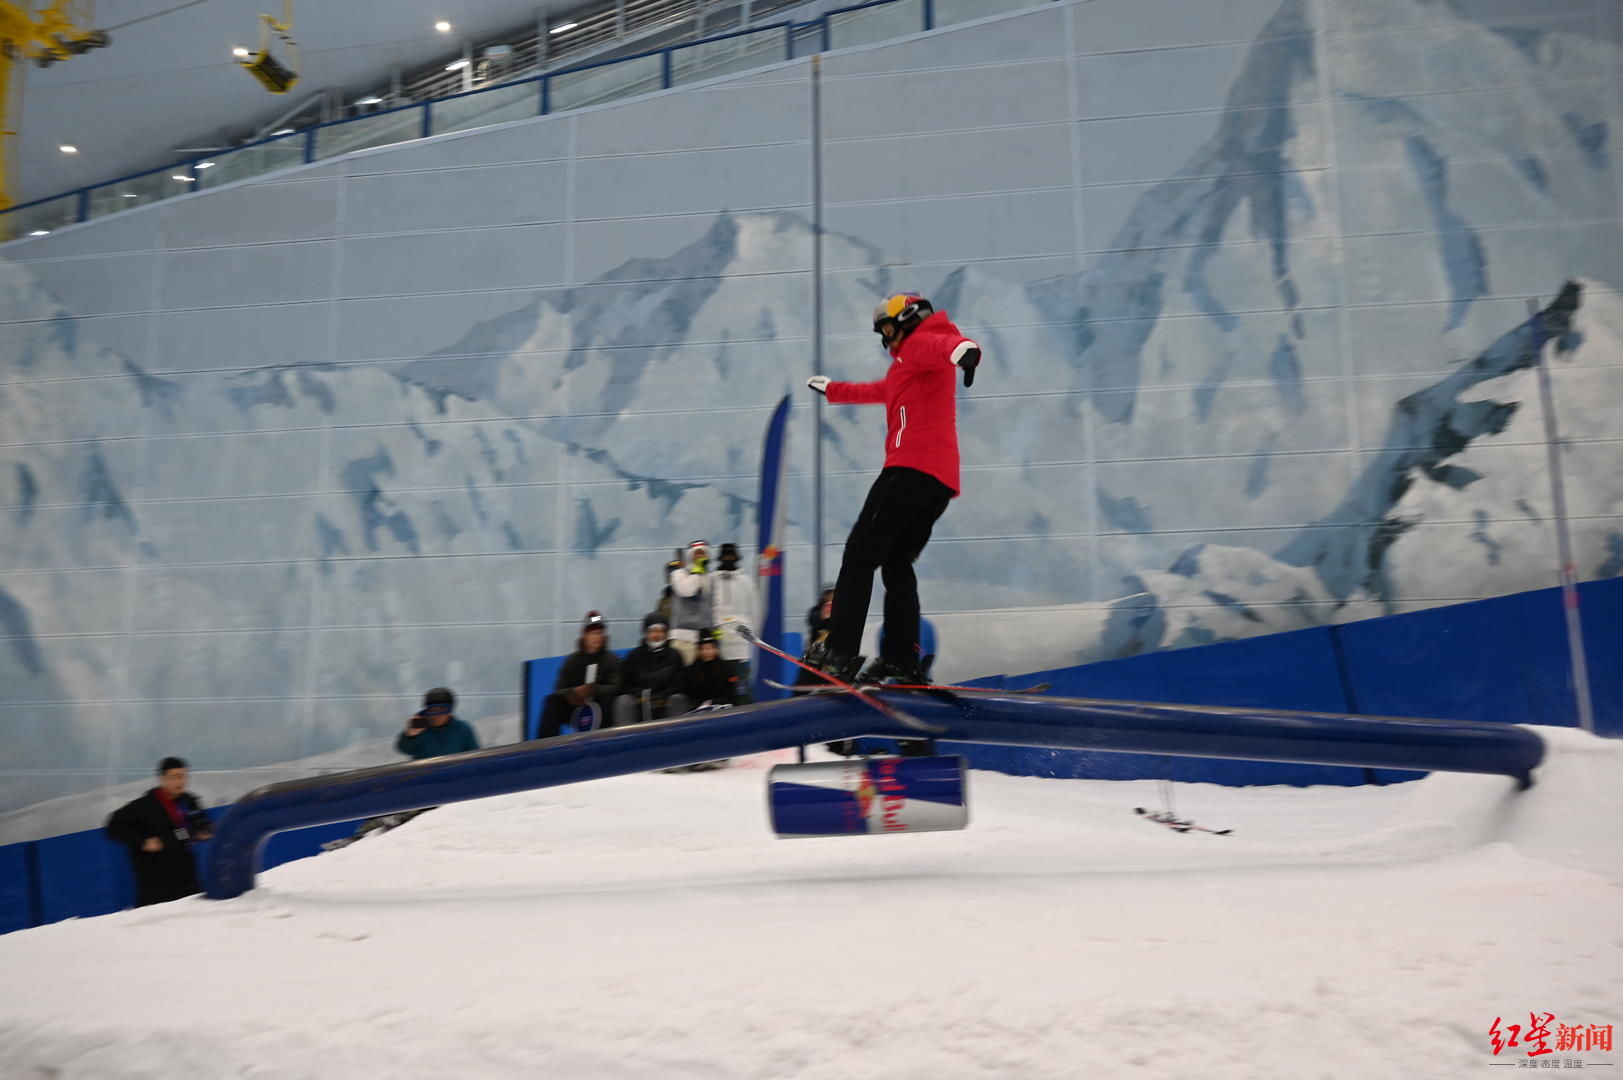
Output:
[1215,830,1234,835]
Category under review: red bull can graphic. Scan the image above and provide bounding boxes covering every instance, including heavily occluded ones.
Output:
[767,756,969,838]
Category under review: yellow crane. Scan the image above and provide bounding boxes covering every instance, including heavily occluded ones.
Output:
[0,0,108,215]
[240,0,298,94]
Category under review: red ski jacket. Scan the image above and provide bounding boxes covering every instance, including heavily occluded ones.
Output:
[825,310,977,496]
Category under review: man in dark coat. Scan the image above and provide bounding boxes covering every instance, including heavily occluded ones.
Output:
[614,613,690,726]
[105,757,212,907]
[537,611,624,738]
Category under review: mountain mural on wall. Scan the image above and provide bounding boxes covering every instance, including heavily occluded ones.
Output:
[0,0,1620,822]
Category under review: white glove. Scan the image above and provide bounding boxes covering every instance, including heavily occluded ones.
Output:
[807,376,831,395]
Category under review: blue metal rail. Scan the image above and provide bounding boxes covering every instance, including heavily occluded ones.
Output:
[205,691,1546,899]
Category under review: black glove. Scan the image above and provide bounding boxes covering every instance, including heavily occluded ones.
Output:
[957,347,981,388]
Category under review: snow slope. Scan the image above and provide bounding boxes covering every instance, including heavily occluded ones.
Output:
[1,727,1618,1079]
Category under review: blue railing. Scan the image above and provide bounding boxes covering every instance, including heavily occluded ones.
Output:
[2,0,1043,240]
[205,693,1546,899]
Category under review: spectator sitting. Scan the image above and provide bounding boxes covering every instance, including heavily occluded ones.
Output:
[397,686,480,760]
[681,629,738,708]
[323,688,480,850]
[615,613,690,726]
[798,586,836,688]
[710,541,757,702]
[667,540,711,664]
[104,757,213,907]
[537,610,623,738]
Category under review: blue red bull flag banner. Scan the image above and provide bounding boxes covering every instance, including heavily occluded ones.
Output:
[767,756,969,838]
[753,395,791,701]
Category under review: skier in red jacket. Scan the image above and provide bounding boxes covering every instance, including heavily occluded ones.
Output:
[806,293,980,683]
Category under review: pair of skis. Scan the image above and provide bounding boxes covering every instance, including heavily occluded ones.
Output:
[1133,807,1233,836]
[736,624,947,734]
[737,624,1048,730]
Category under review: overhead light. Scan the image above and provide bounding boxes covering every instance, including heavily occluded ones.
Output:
[232,46,250,58]
[172,174,196,182]
[272,127,295,135]
[445,58,469,71]
[434,20,451,32]
[28,230,50,236]
[122,192,138,198]
[195,161,215,169]
[355,96,383,106]
[59,144,78,154]
[550,21,578,33]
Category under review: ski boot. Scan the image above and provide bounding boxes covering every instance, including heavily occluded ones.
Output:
[856,653,936,687]
[802,636,864,684]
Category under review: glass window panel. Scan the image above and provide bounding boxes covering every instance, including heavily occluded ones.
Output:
[827,0,924,50]
[670,26,791,86]
[195,137,308,190]
[790,24,824,58]
[312,108,425,161]
[933,0,1040,25]
[3,194,79,241]
[548,54,664,112]
[431,81,541,136]
[85,169,177,221]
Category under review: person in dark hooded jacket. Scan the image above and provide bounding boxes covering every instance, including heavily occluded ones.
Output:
[105,757,212,907]
[321,687,479,850]
[396,686,480,759]
[681,629,737,707]
[614,613,690,726]
[537,611,624,738]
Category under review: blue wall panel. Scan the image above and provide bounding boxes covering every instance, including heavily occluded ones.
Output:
[1580,577,1623,735]
[0,843,33,934]
[36,831,132,925]
[1033,627,1352,713]
[1335,587,1583,731]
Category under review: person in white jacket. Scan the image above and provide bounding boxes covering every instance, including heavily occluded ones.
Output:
[710,541,756,701]
[667,540,710,664]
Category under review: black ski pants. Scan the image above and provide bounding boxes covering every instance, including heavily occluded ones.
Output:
[828,466,953,662]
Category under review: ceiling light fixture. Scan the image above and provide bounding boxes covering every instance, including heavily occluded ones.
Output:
[550,21,578,33]
[195,161,215,169]
[232,46,250,58]
[445,58,469,70]
[172,174,196,182]
[29,230,49,236]
[434,20,451,32]
[59,144,78,153]
[272,127,295,136]
[356,96,383,106]
[122,193,138,198]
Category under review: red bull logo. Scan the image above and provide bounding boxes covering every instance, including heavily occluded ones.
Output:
[767,756,969,838]
[759,544,782,577]
[873,756,910,832]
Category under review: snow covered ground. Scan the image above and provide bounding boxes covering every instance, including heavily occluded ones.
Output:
[2,728,1619,1080]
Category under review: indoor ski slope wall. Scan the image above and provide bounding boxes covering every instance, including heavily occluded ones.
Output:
[1,0,1621,843]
